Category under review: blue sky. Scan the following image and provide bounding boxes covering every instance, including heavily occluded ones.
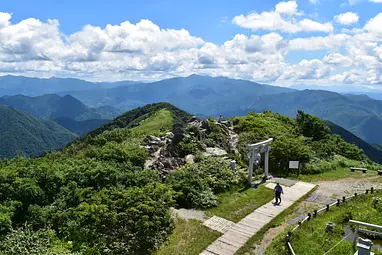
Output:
[2,0,379,43]
[0,0,381,88]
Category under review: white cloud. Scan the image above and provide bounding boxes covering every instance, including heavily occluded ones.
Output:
[0,10,381,87]
[275,1,299,15]
[309,0,319,4]
[299,19,333,33]
[364,13,382,34]
[289,34,350,50]
[369,0,382,2]
[334,12,359,25]
[232,1,332,34]
[232,12,300,33]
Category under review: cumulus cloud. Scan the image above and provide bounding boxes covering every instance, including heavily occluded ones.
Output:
[364,13,382,34]
[369,0,382,2]
[0,10,381,86]
[334,12,359,25]
[275,1,299,15]
[232,1,332,34]
[289,34,350,50]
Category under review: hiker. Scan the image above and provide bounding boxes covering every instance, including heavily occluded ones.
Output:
[274,182,283,205]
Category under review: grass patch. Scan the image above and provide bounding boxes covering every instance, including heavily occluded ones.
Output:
[154,219,221,255]
[235,186,317,255]
[131,109,173,137]
[205,185,274,223]
[298,167,378,182]
[266,190,382,255]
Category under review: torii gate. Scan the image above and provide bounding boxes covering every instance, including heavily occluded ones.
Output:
[247,138,273,185]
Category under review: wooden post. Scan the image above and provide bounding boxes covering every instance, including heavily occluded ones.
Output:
[326,204,329,211]
[308,213,311,220]
[337,199,340,206]
[352,224,359,250]
[314,210,317,217]
[342,196,346,203]
[371,187,374,194]
[366,189,369,194]
[355,193,357,197]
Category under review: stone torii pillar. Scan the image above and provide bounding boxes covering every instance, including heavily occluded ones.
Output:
[247,138,273,185]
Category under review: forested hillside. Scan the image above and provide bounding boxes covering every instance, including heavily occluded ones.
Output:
[0,94,120,121]
[0,103,377,254]
[0,105,76,158]
[325,120,382,163]
[225,89,382,144]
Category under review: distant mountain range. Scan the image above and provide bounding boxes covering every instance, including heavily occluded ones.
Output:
[2,74,382,146]
[325,121,382,163]
[0,105,76,158]
[221,89,382,144]
[0,75,139,96]
[59,74,293,114]
[0,94,120,135]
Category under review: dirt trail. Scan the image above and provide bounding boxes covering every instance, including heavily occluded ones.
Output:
[253,176,382,255]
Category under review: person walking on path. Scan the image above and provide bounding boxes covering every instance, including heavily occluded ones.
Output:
[274,182,283,205]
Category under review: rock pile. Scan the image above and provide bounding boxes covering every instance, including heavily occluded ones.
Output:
[144,116,239,177]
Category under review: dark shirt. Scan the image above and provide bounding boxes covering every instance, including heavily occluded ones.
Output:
[275,184,283,193]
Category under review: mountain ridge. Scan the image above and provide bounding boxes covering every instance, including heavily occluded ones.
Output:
[0,105,76,158]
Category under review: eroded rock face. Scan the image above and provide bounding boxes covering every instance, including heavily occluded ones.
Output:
[144,116,238,176]
[202,147,228,157]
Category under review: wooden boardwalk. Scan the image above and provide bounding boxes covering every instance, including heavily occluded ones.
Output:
[201,181,316,255]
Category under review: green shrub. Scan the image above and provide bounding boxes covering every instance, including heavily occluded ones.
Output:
[167,158,242,208]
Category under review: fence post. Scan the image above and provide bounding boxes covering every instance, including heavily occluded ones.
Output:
[371,187,374,194]
[355,193,357,197]
[366,189,369,194]
[308,213,311,220]
[337,199,340,206]
[326,204,329,211]
[352,224,359,250]
[314,210,317,217]
[342,196,346,203]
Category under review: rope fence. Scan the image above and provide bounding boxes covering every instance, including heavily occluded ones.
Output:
[285,187,380,255]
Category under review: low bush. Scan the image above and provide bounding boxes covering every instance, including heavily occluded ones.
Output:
[167,157,244,208]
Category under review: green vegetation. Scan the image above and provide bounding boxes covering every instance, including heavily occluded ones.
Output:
[167,157,246,209]
[206,185,274,222]
[233,110,370,177]
[0,101,379,254]
[235,187,317,255]
[266,191,382,255]
[299,155,378,182]
[154,219,221,255]
[325,120,382,163]
[0,106,76,159]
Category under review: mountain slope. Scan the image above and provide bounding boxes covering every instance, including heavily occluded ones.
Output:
[82,102,191,140]
[0,106,76,158]
[0,94,121,121]
[325,120,382,163]
[53,117,110,136]
[0,75,138,96]
[60,75,294,114]
[224,89,382,144]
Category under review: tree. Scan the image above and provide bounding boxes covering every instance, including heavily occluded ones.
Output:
[296,110,330,141]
